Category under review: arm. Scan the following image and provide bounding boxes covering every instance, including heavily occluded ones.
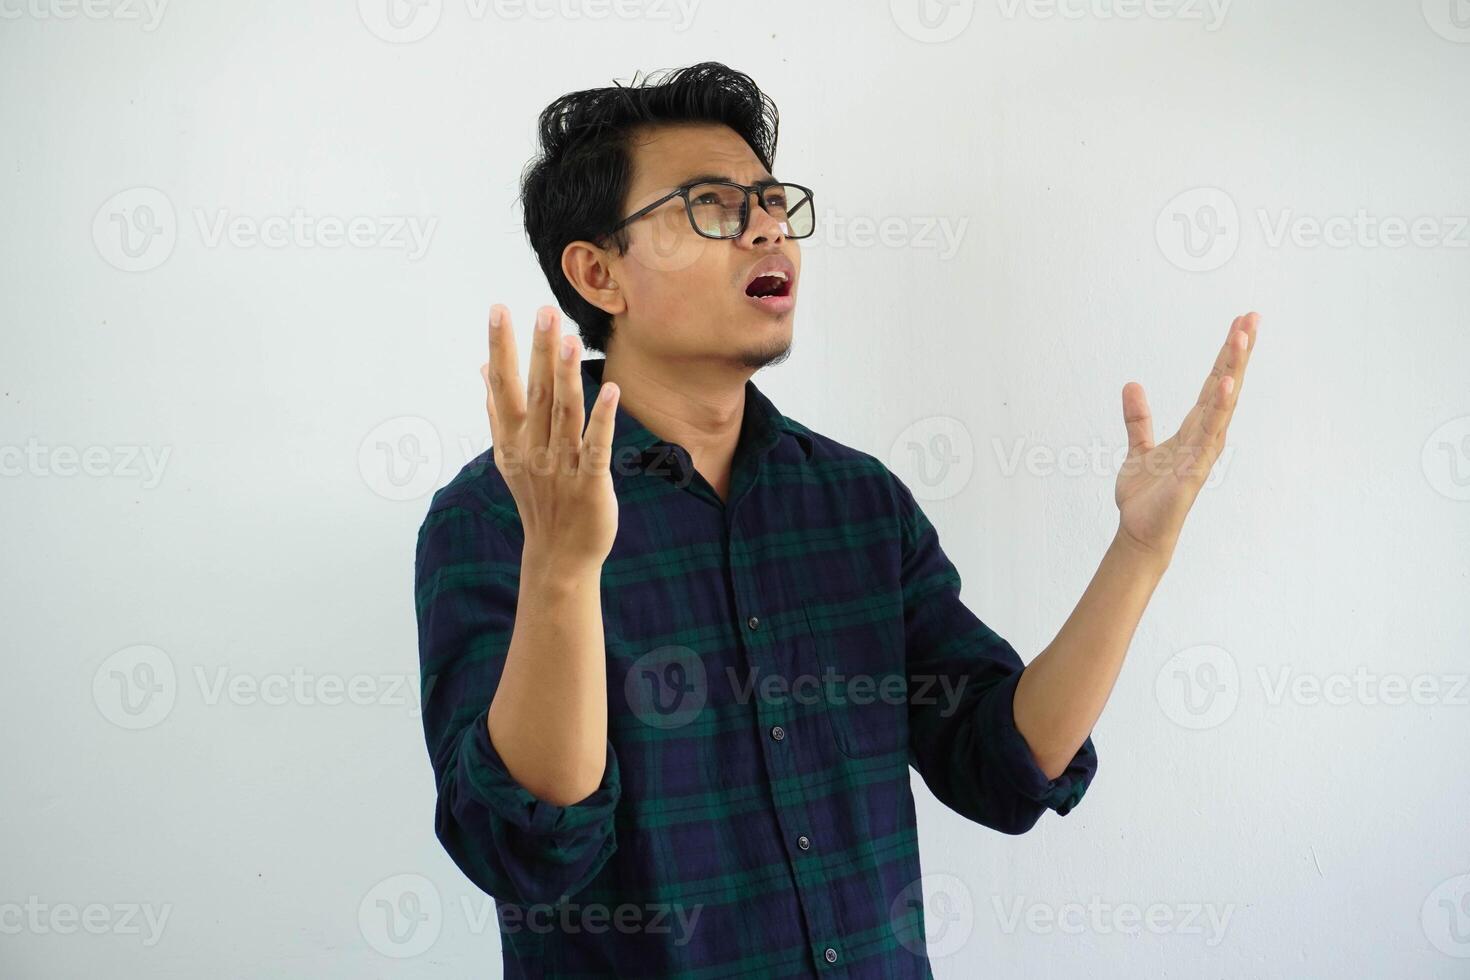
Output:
[488,544,609,805]
[897,473,1098,836]
[1014,311,1260,778]
[1012,532,1166,779]
[412,303,624,906]
[415,504,620,907]
[480,302,621,806]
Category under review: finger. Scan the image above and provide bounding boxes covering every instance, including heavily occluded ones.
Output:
[1237,309,1261,352]
[1191,315,1243,410]
[1229,310,1260,402]
[1184,312,1255,446]
[481,362,499,444]
[1122,382,1154,454]
[486,304,526,430]
[1200,364,1238,440]
[1193,311,1257,408]
[525,305,561,449]
[1201,321,1253,439]
[549,331,586,475]
[580,379,620,478]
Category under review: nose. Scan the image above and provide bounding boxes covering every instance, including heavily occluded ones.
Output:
[739,189,787,247]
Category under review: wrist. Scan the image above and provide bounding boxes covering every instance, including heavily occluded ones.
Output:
[1109,527,1173,578]
[521,539,604,591]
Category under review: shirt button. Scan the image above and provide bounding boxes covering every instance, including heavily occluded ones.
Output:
[824,947,838,964]
[797,835,810,850]
[771,725,785,741]
[747,615,760,630]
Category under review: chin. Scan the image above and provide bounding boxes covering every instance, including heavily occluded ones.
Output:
[736,334,794,371]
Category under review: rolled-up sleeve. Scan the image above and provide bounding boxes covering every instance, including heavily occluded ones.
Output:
[889,472,1098,836]
[414,498,620,906]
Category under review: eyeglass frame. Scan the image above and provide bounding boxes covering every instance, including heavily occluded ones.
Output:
[604,178,817,241]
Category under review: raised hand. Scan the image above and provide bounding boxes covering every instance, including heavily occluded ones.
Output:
[480,304,621,571]
[1114,311,1260,565]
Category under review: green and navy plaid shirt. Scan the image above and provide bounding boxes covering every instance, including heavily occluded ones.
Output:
[414,357,1098,978]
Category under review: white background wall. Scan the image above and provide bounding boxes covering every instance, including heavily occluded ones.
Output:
[3,0,1468,976]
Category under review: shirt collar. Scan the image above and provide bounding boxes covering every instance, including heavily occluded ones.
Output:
[578,357,814,483]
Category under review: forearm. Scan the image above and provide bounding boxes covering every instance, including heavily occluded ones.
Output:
[486,541,609,806]
[1012,528,1169,779]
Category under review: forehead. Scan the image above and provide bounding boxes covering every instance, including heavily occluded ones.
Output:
[623,123,773,198]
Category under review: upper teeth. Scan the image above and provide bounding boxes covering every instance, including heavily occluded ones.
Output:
[760,271,787,281]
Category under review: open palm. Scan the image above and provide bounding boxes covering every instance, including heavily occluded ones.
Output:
[1115,312,1259,562]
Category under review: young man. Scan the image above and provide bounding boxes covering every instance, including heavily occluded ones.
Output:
[414,62,1258,977]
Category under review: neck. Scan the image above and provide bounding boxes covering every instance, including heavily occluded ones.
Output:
[600,346,751,500]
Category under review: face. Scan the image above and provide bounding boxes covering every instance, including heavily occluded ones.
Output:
[567,122,803,370]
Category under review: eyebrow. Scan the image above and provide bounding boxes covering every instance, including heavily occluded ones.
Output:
[677,171,778,186]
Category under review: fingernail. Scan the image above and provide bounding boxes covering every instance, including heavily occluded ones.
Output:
[601,383,618,403]
[490,307,502,330]
[560,337,574,361]
[536,309,552,332]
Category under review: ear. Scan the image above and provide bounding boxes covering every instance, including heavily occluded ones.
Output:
[562,240,627,317]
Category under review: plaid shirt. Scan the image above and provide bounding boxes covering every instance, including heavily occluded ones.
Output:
[414,357,1098,978]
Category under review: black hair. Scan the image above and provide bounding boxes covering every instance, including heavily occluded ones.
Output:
[518,62,780,353]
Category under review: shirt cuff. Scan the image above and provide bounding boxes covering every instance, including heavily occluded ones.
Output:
[459,706,622,840]
[978,669,1095,817]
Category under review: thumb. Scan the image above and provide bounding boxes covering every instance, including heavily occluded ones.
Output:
[1122,381,1154,454]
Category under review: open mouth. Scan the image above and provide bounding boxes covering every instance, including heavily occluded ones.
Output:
[744,272,792,299]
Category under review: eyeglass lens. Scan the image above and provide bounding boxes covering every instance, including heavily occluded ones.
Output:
[686,183,814,239]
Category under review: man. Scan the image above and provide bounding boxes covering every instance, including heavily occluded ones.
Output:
[414,61,1258,977]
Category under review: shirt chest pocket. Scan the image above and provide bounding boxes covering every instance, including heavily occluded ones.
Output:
[798,586,909,759]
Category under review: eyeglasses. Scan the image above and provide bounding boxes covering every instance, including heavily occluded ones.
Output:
[608,179,816,241]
